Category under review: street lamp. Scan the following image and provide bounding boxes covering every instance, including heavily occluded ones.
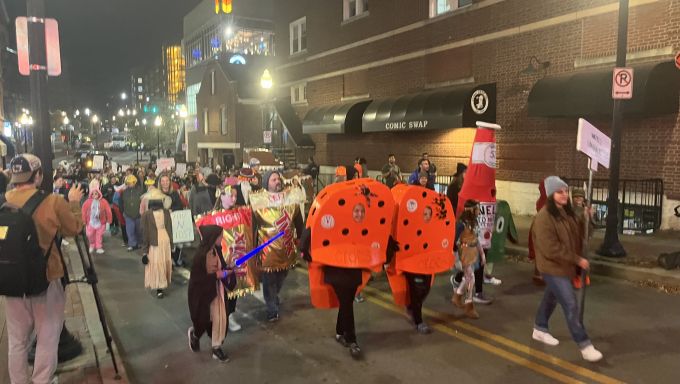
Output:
[260,69,273,90]
[74,109,80,117]
[84,108,91,116]
[19,113,32,153]
[118,109,125,117]
[63,116,69,125]
[92,115,99,149]
[154,116,163,160]
[121,92,127,100]
[260,69,274,149]
[134,119,141,164]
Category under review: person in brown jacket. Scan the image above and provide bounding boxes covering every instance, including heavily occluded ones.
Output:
[531,176,603,363]
[141,188,173,298]
[3,154,84,384]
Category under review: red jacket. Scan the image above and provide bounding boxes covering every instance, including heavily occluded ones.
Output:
[82,198,113,227]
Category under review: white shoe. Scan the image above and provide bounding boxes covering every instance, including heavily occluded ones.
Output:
[484,276,502,285]
[228,314,241,332]
[532,329,559,346]
[88,247,94,253]
[96,249,105,254]
[581,345,603,362]
[62,240,70,246]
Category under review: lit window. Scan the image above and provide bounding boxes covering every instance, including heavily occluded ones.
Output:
[289,17,307,55]
[344,0,368,20]
[137,86,143,92]
[291,83,307,104]
[429,0,472,18]
[220,106,227,135]
[203,108,210,134]
[137,77,143,84]
[138,95,143,100]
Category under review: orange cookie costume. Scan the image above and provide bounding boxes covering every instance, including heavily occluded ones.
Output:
[194,206,258,298]
[305,179,395,308]
[386,185,456,306]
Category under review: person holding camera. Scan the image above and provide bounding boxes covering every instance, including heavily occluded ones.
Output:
[2,154,84,384]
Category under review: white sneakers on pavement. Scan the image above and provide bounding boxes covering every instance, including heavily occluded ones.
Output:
[228,314,241,332]
[581,345,604,362]
[96,249,105,254]
[532,329,560,346]
[88,247,94,253]
[484,276,502,285]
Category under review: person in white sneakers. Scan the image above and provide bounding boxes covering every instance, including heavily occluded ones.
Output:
[530,176,603,363]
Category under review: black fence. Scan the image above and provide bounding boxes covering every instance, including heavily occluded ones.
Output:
[563,178,663,234]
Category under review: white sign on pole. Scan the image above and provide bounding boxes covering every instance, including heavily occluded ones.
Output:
[175,163,187,177]
[157,157,175,172]
[92,155,105,171]
[577,118,611,170]
[612,67,633,100]
[171,209,195,244]
[110,161,118,172]
[263,130,272,144]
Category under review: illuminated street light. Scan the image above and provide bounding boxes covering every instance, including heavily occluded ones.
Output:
[142,118,147,125]
[61,111,66,117]
[132,109,137,116]
[19,113,31,125]
[84,108,91,116]
[179,105,188,118]
[121,92,127,100]
[112,116,116,121]
[154,116,162,127]
[63,116,70,125]
[225,25,234,37]
[118,109,125,117]
[260,69,273,90]
[75,109,80,117]
[92,115,99,123]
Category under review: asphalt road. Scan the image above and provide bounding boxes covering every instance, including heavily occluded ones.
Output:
[83,231,680,384]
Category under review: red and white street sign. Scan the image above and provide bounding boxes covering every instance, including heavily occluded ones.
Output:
[263,130,272,144]
[15,17,62,77]
[612,67,633,100]
[675,51,680,70]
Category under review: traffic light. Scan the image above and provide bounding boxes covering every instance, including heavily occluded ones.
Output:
[143,105,149,113]
[215,0,232,14]
[151,105,158,114]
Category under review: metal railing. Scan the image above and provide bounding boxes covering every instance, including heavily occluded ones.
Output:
[563,177,663,234]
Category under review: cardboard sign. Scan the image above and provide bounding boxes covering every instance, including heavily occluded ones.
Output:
[92,155,105,171]
[577,118,611,169]
[171,210,195,244]
[175,163,187,177]
[157,157,175,172]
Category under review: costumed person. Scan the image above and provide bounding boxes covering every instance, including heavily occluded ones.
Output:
[452,121,500,305]
[234,168,259,206]
[187,225,236,363]
[483,200,518,285]
[250,170,304,322]
[82,183,112,254]
[121,174,144,251]
[529,180,548,285]
[159,174,186,267]
[531,177,603,362]
[386,185,454,333]
[301,179,396,359]
[141,188,174,298]
[452,199,485,319]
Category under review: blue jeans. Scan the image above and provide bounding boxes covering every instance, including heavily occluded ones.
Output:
[534,273,592,349]
[124,215,141,248]
[262,270,288,317]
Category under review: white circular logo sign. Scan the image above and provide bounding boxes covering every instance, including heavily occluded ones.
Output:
[321,214,335,229]
[406,199,418,213]
[441,239,450,249]
[471,90,489,115]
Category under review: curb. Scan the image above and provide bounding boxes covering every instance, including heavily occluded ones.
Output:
[505,244,680,286]
[66,243,131,383]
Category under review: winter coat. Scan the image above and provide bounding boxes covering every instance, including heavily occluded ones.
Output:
[189,184,216,217]
[82,198,113,227]
[531,206,584,278]
[121,185,144,219]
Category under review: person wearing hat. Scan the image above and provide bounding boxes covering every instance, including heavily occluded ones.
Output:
[249,157,262,187]
[121,174,144,251]
[531,176,603,362]
[2,154,84,384]
[447,162,468,211]
[141,188,174,298]
[234,167,259,206]
[189,169,219,217]
[82,183,113,254]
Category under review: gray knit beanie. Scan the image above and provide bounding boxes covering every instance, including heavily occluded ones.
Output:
[544,176,568,197]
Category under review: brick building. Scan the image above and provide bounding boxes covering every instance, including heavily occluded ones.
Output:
[271,0,680,230]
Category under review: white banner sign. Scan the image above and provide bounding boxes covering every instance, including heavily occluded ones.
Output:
[110,161,118,172]
[175,163,187,177]
[92,155,105,171]
[171,209,195,244]
[157,157,176,172]
[576,118,611,169]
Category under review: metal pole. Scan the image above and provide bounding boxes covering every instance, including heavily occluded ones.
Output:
[157,127,160,160]
[579,160,595,323]
[598,0,628,257]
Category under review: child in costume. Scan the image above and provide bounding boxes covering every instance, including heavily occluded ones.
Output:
[187,225,236,363]
[82,184,112,254]
[141,189,174,298]
[452,199,486,319]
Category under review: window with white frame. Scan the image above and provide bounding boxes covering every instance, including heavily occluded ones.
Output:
[289,17,307,55]
[429,0,473,18]
[291,83,307,104]
[220,106,227,135]
[203,108,209,134]
[344,0,368,20]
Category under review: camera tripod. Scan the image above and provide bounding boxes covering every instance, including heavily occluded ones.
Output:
[69,231,121,380]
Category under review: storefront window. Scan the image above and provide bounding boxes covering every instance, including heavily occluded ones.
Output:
[429,0,472,18]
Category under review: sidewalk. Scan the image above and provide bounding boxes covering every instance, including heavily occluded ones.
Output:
[506,215,680,287]
[0,242,129,384]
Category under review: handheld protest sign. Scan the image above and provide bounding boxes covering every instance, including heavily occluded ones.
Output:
[306,179,395,269]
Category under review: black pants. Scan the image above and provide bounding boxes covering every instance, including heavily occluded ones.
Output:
[227,297,237,315]
[120,223,128,244]
[455,265,484,294]
[330,281,360,344]
[405,272,432,325]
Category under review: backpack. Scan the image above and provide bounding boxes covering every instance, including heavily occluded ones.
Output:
[0,191,54,297]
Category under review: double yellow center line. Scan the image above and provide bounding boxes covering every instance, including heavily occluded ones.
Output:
[296,268,624,384]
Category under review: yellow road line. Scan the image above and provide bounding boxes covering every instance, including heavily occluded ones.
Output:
[365,286,625,384]
[294,267,625,384]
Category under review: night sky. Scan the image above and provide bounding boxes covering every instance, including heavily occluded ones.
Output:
[5,0,203,109]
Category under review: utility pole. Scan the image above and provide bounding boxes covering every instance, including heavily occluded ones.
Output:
[598,0,628,258]
[27,0,53,191]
